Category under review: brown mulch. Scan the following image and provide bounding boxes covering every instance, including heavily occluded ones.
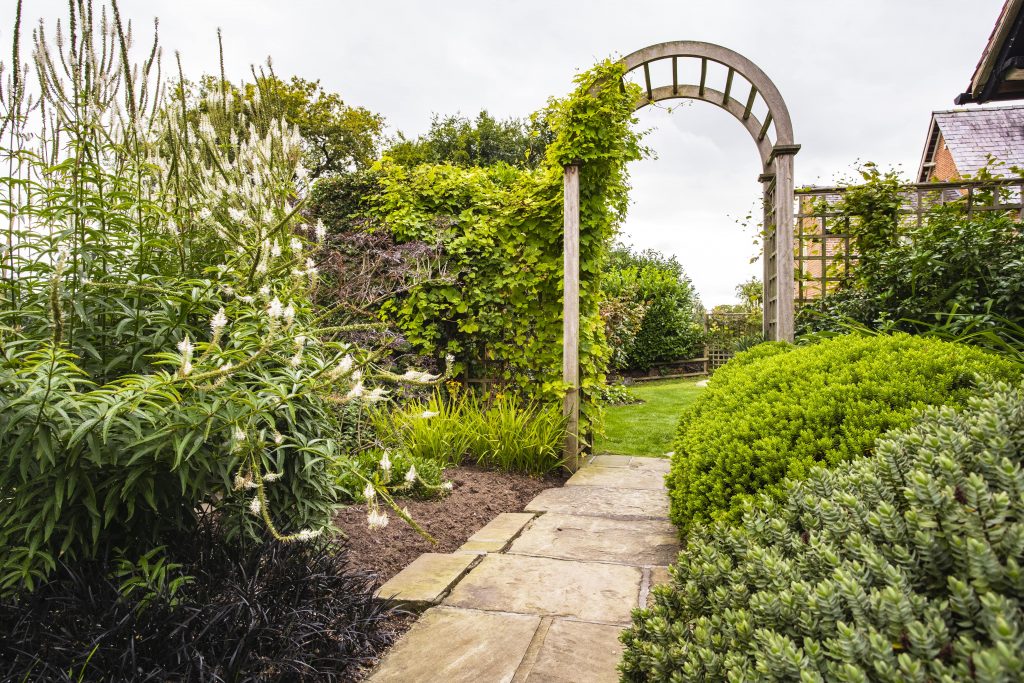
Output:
[336,465,567,583]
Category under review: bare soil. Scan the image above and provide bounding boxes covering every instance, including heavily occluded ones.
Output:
[336,465,566,582]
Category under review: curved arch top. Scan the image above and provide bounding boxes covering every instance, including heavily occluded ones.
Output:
[619,41,796,169]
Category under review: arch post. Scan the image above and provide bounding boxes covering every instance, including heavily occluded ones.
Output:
[772,148,798,342]
[562,163,581,471]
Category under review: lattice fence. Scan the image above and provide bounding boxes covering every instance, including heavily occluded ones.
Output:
[794,177,1024,305]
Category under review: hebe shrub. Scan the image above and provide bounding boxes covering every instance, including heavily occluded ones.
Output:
[622,382,1024,682]
[668,334,1019,532]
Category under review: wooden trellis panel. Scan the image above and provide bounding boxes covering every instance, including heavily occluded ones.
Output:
[795,178,1024,306]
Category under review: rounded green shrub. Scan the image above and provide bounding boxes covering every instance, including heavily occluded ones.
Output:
[622,381,1024,681]
[668,333,1019,533]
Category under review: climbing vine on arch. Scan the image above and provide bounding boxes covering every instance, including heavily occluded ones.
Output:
[313,60,646,409]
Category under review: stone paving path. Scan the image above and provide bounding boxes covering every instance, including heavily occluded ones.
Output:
[368,455,679,683]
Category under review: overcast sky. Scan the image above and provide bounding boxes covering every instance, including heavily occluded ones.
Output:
[19,0,1008,304]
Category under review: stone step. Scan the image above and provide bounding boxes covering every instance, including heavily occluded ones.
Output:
[443,553,642,625]
[457,512,537,554]
[511,617,625,683]
[374,552,480,609]
[525,485,669,520]
[565,463,668,491]
[508,513,679,566]
[368,606,539,682]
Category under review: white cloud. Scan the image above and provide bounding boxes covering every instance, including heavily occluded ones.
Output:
[17,0,1008,305]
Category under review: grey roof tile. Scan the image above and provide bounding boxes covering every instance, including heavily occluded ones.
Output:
[934,106,1024,176]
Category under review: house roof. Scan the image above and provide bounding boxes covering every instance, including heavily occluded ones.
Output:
[916,105,1024,182]
[956,0,1024,104]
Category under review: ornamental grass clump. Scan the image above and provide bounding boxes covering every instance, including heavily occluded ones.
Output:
[622,381,1024,682]
[668,334,1019,533]
[373,390,568,475]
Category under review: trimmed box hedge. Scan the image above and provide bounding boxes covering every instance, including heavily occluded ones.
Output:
[668,334,1020,533]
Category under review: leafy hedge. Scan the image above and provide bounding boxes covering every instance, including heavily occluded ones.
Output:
[667,334,1020,533]
[623,381,1024,681]
[312,60,646,405]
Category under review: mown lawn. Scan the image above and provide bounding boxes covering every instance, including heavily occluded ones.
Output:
[595,378,705,456]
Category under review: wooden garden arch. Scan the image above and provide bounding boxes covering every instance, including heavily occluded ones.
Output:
[562,41,799,465]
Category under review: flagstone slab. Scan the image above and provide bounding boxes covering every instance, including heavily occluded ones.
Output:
[444,554,642,625]
[565,464,667,491]
[525,485,670,520]
[457,512,536,554]
[368,606,540,683]
[509,513,679,566]
[590,454,633,467]
[522,619,625,683]
[374,552,478,608]
[632,456,672,472]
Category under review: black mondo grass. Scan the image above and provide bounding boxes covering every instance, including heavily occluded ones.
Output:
[0,525,396,682]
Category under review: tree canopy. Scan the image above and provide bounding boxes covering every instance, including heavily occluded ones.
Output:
[385,110,551,169]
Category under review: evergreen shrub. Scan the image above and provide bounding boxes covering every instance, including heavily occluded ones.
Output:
[667,334,1019,533]
[623,382,1024,682]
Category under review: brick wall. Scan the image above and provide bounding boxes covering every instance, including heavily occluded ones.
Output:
[926,133,960,182]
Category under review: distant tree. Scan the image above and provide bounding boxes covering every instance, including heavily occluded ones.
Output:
[602,246,705,371]
[199,74,385,178]
[736,277,762,312]
[386,110,551,169]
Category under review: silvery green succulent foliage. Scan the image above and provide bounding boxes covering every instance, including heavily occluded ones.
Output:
[623,382,1024,682]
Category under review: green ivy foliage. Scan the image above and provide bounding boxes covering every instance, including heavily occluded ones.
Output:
[623,381,1024,682]
[314,60,645,408]
[667,334,1020,533]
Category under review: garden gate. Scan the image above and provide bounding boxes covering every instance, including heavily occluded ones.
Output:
[562,41,799,462]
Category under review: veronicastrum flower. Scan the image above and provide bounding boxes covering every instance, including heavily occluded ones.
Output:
[366,387,387,403]
[263,471,281,482]
[267,297,283,319]
[367,509,389,530]
[380,451,392,473]
[420,410,439,419]
[402,369,440,383]
[290,237,302,252]
[442,481,454,491]
[177,335,194,376]
[282,303,296,324]
[405,464,418,484]
[295,528,322,541]
[248,498,262,515]
[210,308,228,337]
[270,241,282,258]
[315,219,327,242]
[363,482,376,501]
[346,380,364,400]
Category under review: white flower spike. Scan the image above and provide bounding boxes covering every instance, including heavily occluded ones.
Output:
[210,308,228,336]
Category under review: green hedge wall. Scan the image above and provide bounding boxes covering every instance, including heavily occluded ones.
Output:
[667,334,1020,533]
